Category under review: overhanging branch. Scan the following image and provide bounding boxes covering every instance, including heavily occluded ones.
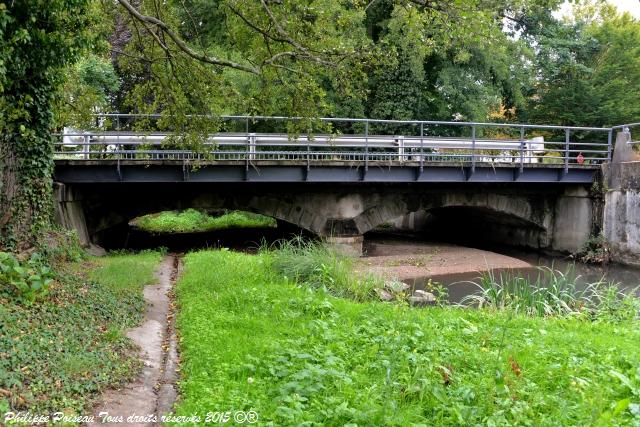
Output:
[116,0,260,74]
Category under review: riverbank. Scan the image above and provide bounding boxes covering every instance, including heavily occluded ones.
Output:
[358,236,532,281]
[173,249,640,425]
[0,250,163,417]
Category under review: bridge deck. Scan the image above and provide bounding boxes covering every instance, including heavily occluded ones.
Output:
[53,160,598,184]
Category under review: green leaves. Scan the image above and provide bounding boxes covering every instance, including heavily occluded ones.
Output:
[1,0,93,250]
[0,252,53,304]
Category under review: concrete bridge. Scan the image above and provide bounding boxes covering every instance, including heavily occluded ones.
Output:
[53,114,626,254]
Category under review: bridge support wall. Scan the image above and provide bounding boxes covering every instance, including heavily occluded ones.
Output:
[603,130,640,266]
[53,183,90,247]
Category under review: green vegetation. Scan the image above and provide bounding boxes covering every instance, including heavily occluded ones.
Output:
[0,0,95,251]
[577,234,612,264]
[174,249,640,425]
[0,250,162,415]
[268,238,381,302]
[461,267,640,320]
[0,252,54,305]
[134,209,277,234]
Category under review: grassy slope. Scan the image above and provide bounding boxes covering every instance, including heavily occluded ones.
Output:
[135,209,277,234]
[175,250,640,426]
[0,250,162,415]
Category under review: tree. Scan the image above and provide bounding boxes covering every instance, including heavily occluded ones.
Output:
[524,5,640,127]
[0,1,94,250]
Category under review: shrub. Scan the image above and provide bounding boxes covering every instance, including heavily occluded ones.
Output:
[0,252,54,305]
[577,234,611,264]
[39,228,86,266]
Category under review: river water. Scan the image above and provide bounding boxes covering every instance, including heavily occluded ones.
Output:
[411,245,640,303]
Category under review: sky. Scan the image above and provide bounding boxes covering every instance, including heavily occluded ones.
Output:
[557,0,640,18]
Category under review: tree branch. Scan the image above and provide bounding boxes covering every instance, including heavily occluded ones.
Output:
[116,0,260,74]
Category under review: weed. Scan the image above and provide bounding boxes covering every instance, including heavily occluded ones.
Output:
[0,250,162,415]
[0,252,54,305]
[266,237,381,301]
[460,266,639,321]
[577,234,611,264]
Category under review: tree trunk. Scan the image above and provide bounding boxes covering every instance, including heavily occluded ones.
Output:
[0,132,53,252]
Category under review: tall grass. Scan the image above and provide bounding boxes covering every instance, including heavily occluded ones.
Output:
[461,266,640,321]
[265,236,381,301]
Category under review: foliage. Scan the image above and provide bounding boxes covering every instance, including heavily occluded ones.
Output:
[134,209,277,234]
[174,249,640,425]
[461,266,639,321]
[62,0,570,134]
[54,54,121,127]
[0,0,96,250]
[0,250,162,415]
[524,6,640,127]
[0,252,53,305]
[423,278,449,307]
[577,234,611,264]
[267,237,381,302]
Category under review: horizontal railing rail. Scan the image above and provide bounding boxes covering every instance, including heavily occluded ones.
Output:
[53,114,618,172]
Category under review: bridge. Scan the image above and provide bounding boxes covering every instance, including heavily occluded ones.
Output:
[52,114,634,255]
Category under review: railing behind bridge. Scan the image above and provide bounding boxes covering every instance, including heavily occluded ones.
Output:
[612,123,640,145]
[54,114,613,172]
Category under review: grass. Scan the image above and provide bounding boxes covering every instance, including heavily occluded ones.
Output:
[461,266,640,321]
[267,237,382,301]
[133,209,277,234]
[173,249,640,426]
[0,250,163,416]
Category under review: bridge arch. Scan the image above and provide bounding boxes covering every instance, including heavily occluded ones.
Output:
[353,192,549,235]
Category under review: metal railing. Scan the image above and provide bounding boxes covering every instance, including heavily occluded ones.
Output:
[612,123,640,144]
[53,114,615,172]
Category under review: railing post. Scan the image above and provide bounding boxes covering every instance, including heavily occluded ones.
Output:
[305,123,311,172]
[249,133,256,161]
[564,128,570,174]
[419,122,424,173]
[83,133,90,160]
[519,126,525,173]
[607,129,613,161]
[365,120,369,172]
[398,135,404,163]
[471,125,476,173]
[245,118,250,170]
[116,115,121,161]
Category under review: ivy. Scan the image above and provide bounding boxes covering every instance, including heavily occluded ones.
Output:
[0,1,93,251]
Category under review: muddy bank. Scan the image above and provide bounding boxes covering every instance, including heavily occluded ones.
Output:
[358,237,531,282]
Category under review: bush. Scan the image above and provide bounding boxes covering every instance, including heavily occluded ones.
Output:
[577,234,611,264]
[0,252,54,305]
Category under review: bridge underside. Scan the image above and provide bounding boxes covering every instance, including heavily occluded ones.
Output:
[54,161,598,184]
[53,176,598,255]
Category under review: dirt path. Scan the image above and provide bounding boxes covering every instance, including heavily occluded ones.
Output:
[358,237,531,282]
[89,255,180,426]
